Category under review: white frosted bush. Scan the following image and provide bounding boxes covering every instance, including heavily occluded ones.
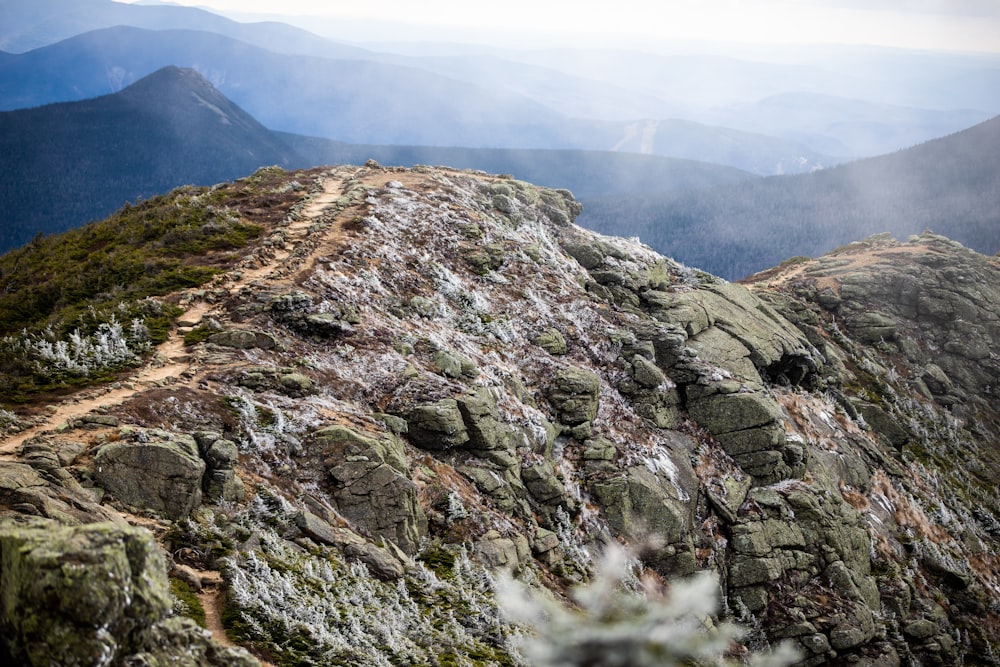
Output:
[498,543,799,667]
[21,315,150,377]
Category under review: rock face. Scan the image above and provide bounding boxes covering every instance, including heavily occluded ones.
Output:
[0,518,258,667]
[2,166,999,665]
[314,424,426,554]
[93,431,206,520]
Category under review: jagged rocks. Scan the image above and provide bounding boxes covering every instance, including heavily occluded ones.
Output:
[0,518,257,667]
[316,424,426,554]
[127,617,260,667]
[0,459,120,525]
[726,484,881,661]
[474,531,530,569]
[456,389,520,456]
[432,350,478,379]
[521,463,570,508]
[293,510,406,580]
[617,353,682,428]
[93,432,206,520]
[687,391,803,483]
[589,440,700,575]
[546,366,600,428]
[235,366,317,397]
[193,432,245,503]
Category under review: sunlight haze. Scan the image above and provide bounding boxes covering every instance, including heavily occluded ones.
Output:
[120,0,1000,53]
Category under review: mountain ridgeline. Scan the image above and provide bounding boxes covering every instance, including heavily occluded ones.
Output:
[0,164,998,666]
[0,66,753,254]
[579,114,1000,280]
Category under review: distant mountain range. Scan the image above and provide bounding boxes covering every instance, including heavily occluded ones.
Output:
[0,25,835,175]
[0,66,300,252]
[0,67,754,254]
[0,0,372,58]
[4,0,998,175]
[579,115,1000,280]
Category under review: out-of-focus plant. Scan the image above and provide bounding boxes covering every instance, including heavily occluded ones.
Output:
[498,542,799,667]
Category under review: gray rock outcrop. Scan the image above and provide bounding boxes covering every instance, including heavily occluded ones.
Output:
[93,431,206,520]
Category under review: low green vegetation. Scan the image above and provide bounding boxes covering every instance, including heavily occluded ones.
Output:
[169,578,207,629]
[0,168,304,402]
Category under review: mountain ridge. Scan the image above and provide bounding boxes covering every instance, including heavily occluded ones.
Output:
[1,163,998,665]
[579,113,1000,280]
[0,65,757,255]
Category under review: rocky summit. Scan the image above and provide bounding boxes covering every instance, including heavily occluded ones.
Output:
[1,163,998,666]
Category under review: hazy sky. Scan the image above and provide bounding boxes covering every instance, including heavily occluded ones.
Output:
[126,0,1000,53]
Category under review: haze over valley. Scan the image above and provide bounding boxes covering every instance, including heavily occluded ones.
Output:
[2,0,998,277]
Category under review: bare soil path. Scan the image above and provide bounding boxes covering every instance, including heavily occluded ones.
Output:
[0,170,358,663]
[0,172,351,458]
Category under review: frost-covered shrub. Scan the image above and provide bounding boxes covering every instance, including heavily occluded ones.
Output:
[15,315,150,377]
[223,510,519,666]
[498,543,799,667]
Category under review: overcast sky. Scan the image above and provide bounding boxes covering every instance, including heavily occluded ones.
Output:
[125,0,1000,53]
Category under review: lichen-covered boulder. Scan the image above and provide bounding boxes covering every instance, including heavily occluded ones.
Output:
[404,399,470,450]
[294,510,406,580]
[93,433,206,520]
[125,616,260,667]
[725,484,881,659]
[686,390,804,483]
[0,518,172,665]
[546,366,601,427]
[0,518,257,667]
[589,445,699,575]
[533,328,568,355]
[456,390,520,455]
[314,424,408,473]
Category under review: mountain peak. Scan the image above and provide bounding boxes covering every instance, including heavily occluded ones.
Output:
[0,65,302,252]
[116,65,255,128]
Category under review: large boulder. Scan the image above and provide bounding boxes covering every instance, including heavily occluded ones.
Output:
[0,518,257,667]
[546,366,601,427]
[93,433,206,520]
[456,390,520,455]
[0,454,120,525]
[403,399,470,450]
[317,424,426,554]
[686,391,803,483]
[193,432,245,503]
[327,460,426,555]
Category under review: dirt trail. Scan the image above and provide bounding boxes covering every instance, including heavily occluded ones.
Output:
[0,174,351,461]
[0,172,358,660]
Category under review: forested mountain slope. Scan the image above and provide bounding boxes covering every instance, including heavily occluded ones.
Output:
[0,66,301,252]
[579,114,1000,280]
